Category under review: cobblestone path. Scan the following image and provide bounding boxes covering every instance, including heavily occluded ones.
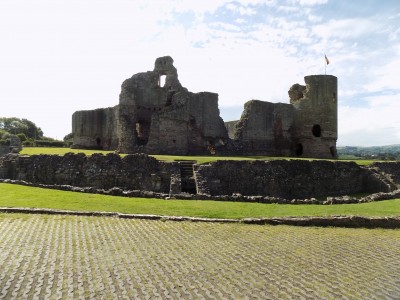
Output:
[0,213,399,299]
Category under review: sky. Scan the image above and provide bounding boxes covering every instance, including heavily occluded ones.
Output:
[1,0,399,146]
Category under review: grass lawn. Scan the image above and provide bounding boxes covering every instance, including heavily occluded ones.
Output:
[1,183,399,219]
[19,147,377,165]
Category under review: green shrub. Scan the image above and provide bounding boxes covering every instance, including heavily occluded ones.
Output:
[35,140,66,147]
[23,140,35,147]
[0,139,10,146]
[17,133,27,142]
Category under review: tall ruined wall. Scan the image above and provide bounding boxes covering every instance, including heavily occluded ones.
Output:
[117,56,228,154]
[225,121,239,139]
[72,56,228,155]
[232,101,294,156]
[195,160,386,198]
[290,75,338,158]
[0,153,178,193]
[228,75,338,157]
[146,91,228,154]
[72,107,119,150]
[71,56,338,158]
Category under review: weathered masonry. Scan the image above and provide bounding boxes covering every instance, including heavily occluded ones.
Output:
[72,56,228,155]
[1,153,399,199]
[72,56,337,158]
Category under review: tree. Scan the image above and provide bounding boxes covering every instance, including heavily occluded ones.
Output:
[0,117,43,140]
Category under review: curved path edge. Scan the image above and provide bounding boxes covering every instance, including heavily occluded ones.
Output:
[0,207,399,229]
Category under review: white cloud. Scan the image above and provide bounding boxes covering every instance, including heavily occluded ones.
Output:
[0,0,399,147]
[338,94,400,146]
[291,0,328,6]
[313,18,379,39]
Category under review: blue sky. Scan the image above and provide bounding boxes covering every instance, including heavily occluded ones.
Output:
[1,0,399,146]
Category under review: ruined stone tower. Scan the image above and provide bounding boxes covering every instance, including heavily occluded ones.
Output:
[289,75,338,158]
[72,57,338,158]
[227,75,338,158]
[72,56,228,155]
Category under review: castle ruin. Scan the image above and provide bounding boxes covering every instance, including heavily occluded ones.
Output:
[72,56,337,158]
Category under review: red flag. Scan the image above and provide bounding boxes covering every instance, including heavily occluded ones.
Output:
[325,54,330,65]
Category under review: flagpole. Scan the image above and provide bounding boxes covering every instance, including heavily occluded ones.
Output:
[324,54,329,75]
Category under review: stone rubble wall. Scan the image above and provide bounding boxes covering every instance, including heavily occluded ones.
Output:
[72,106,119,150]
[1,153,399,200]
[0,153,179,194]
[368,162,400,188]
[194,159,392,199]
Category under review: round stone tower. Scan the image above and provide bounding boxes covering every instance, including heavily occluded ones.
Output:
[289,75,338,158]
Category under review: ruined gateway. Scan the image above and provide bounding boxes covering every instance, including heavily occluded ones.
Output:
[72,56,337,158]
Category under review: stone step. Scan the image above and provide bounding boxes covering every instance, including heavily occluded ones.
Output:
[176,160,197,194]
[177,160,196,178]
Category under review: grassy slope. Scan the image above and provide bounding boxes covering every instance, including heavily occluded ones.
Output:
[19,147,376,165]
[1,183,399,218]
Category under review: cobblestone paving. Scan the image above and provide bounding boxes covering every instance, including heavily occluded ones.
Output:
[0,213,399,299]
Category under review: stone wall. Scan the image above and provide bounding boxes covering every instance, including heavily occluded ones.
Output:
[0,135,22,156]
[233,101,294,156]
[194,160,388,198]
[369,162,400,188]
[290,75,338,158]
[73,56,228,155]
[72,107,119,150]
[0,153,178,193]
[224,121,239,139]
[228,75,338,158]
[2,153,397,200]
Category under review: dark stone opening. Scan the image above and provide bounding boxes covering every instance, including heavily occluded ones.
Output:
[295,143,303,156]
[135,121,150,146]
[330,146,337,158]
[166,91,175,106]
[312,124,322,137]
[96,137,101,146]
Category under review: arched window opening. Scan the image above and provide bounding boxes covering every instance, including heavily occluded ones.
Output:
[312,124,322,137]
[159,75,166,87]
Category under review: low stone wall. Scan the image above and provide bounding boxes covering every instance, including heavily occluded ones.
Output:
[1,153,399,200]
[0,153,179,194]
[194,160,389,199]
[369,162,400,188]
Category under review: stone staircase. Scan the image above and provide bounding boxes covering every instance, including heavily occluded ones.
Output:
[177,160,197,194]
[365,166,398,193]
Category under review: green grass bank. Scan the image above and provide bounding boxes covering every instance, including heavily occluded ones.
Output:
[1,183,399,219]
[19,147,377,165]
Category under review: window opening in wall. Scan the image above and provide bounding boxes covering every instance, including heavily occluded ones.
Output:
[295,143,303,156]
[159,75,166,87]
[312,124,322,137]
[96,137,101,146]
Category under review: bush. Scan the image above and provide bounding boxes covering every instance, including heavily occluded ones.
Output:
[0,139,10,146]
[17,133,27,142]
[23,140,35,147]
[35,140,66,147]
[1,132,11,140]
